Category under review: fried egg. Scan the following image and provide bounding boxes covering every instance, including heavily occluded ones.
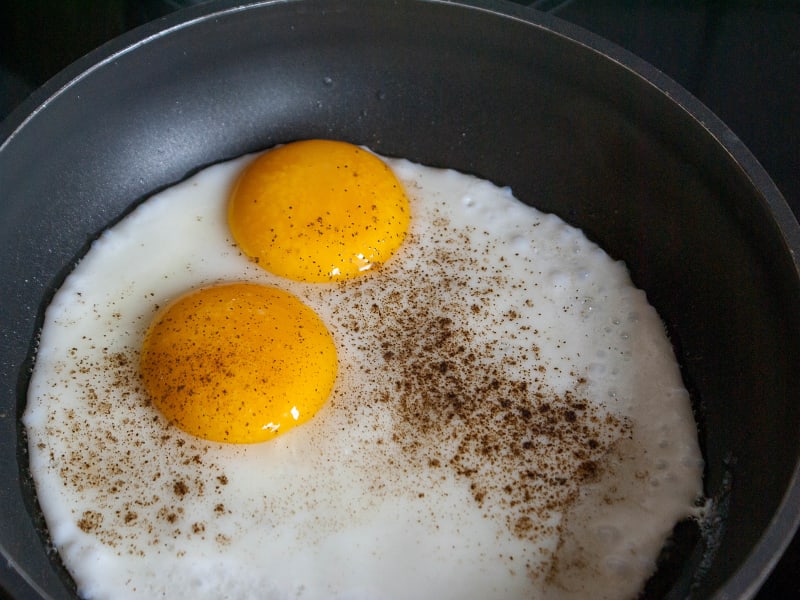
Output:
[24,141,704,600]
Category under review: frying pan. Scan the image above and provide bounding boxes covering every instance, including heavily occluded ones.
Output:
[1,0,799,598]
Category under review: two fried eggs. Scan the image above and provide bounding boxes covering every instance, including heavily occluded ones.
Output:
[24,141,704,599]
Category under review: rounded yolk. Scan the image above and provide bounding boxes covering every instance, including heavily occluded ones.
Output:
[140,283,337,444]
[227,139,410,282]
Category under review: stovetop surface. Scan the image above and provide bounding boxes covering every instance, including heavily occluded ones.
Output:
[1,1,798,598]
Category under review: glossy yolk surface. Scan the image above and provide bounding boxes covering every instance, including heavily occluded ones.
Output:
[140,283,337,444]
[227,139,410,282]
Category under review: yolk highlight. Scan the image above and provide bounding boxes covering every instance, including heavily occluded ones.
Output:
[228,139,410,282]
[140,283,337,444]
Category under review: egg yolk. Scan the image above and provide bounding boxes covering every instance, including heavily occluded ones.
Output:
[228,139,410,282]
[140,283,337,444]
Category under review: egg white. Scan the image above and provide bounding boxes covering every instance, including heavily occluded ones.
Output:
[24,151,704,600]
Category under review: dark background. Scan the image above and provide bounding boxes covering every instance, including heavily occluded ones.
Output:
[1,0,798,598]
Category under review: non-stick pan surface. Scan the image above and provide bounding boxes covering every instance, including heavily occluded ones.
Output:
[2,1,799,598]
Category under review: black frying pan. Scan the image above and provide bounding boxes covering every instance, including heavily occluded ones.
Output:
[2,1,799,598]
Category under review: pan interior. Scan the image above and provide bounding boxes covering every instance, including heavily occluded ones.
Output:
[1,0,799,598]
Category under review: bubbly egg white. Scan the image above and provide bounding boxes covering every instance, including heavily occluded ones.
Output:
[24,151,704,600]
